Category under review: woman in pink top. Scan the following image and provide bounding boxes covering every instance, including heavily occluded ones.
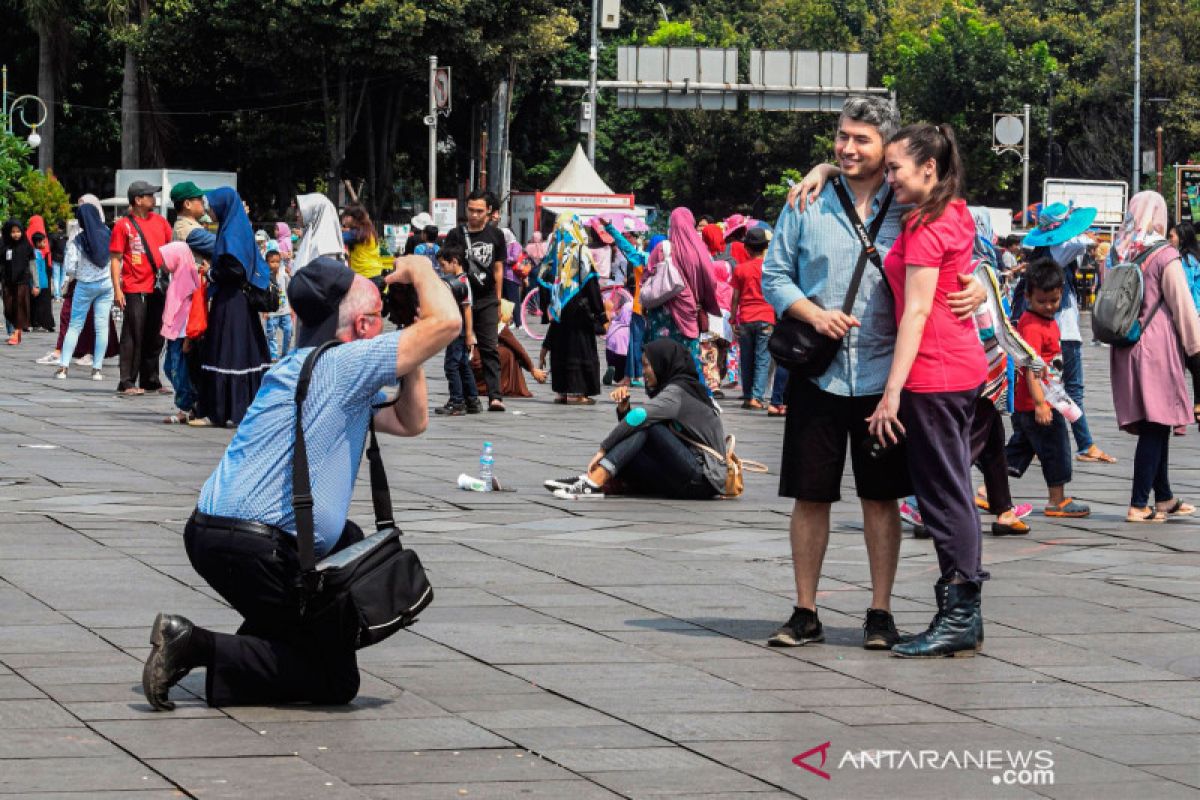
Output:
[158,241,203,424]
[867,123,988,659]
[1105,191,1200,523]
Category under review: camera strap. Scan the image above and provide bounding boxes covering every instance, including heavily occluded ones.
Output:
[292,341,397,573]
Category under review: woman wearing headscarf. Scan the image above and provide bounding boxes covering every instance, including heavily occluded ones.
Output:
[1,219,33,345]
[536,214,606,404]
[644,208,721,386]
[1104,191,1200,523]
[198,187,272,427]
[274,221,293,272]
[543,339,727,500]
[26,216,56,332]
[54,197,116,380]
[470,300,547,398]
[293,193,345,271]
[700,222,737,396]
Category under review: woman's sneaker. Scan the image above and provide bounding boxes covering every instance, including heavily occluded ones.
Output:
[35,350,59,365]
[767,607,824,647]
[552,478,604,499]
[91,369,103,381]
[74,354,93,366]
[53,367,67,380]
[899,499,923,527]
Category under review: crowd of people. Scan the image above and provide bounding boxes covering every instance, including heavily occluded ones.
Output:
[3,95,1200,711]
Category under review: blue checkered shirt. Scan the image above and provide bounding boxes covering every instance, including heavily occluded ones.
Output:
[762,181,905,397]
[198,331,402,557]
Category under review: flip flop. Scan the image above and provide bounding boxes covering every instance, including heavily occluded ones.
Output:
[1126,506,1166,523]
[1076,446,1117,464]
[991,518,1030,536]
[162,412,189,425]
[565,396,596,405]
[1157,499,1195,517]
[117,387,144,397]
[767,405,786,417]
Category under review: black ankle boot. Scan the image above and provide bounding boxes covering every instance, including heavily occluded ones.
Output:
[892,582,979,658]
[896,581,984,652]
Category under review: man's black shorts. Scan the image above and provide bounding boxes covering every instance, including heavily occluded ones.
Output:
[778,377,912,503]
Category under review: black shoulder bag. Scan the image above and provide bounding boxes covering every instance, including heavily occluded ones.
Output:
[293,341,433,649]
[126,215,169,295]
[768,177,892,377]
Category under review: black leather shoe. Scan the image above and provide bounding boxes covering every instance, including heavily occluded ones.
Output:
[892,582,978,658]
[895,580,983,651]
[142,613,196,711]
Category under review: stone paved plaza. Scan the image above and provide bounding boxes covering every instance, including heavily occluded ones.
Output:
[0,326,1198,799]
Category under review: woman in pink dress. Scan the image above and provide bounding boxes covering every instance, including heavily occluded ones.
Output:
[1105,191,1200,523]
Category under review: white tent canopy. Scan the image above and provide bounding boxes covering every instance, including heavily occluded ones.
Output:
[544,144,617,195]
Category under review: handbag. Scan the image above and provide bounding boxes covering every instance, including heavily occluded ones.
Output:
[670,430,768,498]
[768,178,892,377]
[640,241,685,309]
[185,277,208,339]
[244,280,281,314]
[126,215,169,295]
[292,342,434,649]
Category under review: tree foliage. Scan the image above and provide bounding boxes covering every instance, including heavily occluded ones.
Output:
[12,168,72,227]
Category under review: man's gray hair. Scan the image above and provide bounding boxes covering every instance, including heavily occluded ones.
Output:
[840,96,900,141]
[335,275,380,338]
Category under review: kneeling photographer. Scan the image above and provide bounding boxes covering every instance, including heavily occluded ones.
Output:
[142,255,460,709]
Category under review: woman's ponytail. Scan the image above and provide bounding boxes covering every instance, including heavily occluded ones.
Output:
[891,123,965,229]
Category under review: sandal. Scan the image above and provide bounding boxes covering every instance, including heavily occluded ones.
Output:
[1157,499,1196,517]
[991,518,1031,536]
[565,396,596,406]
[1044,497,1090,518]
[553,395,568,404]
[162,411,189,425]
[1126,506,1167,523]
[116,387,144,397]
[767,405,786,417]
[488,399,507,412]
[741,399,765,410]
[1076,445,1117,464]
[186,417,214,427]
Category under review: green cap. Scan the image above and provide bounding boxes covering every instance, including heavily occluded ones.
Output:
[169,181,205,205]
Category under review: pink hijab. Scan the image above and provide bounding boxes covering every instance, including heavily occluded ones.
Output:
[275,222,292,257]
[159,241,200,341]
[1114,191,1168,262]
[647,207,720,338]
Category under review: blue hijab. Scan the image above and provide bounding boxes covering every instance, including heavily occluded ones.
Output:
[76,204,110,266]
[207,187,270,289]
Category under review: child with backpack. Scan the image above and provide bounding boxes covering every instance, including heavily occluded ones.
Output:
[1004,258,1090,519]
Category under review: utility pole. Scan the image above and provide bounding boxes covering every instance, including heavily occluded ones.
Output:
[427,56,438,214]
[587,0,599,163]
[1022,103,1031,229]
[1156,126,1163,194]
[1133,0,1142,191]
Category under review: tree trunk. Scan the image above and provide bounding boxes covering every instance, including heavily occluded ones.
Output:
[120,43,139,168]
[36,26,54,172]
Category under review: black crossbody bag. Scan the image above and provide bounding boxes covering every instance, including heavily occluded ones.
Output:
[768,177,892,377]
[126,215,169,295]
[292,341,433,648]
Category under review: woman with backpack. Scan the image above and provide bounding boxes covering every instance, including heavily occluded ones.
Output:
[1104,192,1200,523]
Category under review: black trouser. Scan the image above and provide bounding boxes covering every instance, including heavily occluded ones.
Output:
[970,399,1013,515]
[1131,422,1172,508]
[118,291,165,391]
[473,302,502,401]
[599,424,716,500]
[183,511,365,707]
[900,387,988,584]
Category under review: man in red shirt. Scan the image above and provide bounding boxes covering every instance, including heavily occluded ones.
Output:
[730,228,774,408]
[110,181,173,395]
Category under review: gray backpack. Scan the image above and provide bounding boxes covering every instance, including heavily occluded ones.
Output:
[1091,243,1167,347]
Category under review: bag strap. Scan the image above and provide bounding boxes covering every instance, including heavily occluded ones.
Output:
[292,341,401,573]
[1135,242,1171,330]
[125,215,160,272]
[831,177,893,314]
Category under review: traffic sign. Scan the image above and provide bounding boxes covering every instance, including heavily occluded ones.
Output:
[434,68,451,113]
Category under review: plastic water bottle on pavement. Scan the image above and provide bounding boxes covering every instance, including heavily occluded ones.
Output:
[479,442,494,492]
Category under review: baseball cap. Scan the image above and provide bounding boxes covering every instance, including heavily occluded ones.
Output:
[744,227,769,249]
[169,181,205,205]
[288,257,355,347]
[127,180,161,204]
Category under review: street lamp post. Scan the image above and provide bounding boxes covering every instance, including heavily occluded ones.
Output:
[2,65,49,150]
[1132,0,1142,190]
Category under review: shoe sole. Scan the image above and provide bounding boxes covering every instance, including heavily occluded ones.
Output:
[143,613,176,711]
[891,649,976,658]
[863,636,896,650]
[543,480,579,491]
[767,633,824,647]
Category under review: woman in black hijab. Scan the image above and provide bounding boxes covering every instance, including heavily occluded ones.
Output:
[544,339,728,499]
[2,220,33,345]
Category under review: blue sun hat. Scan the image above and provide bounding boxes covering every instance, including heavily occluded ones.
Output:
[1022,202,1098,248]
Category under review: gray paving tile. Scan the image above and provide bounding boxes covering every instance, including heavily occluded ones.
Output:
[265,717,511,753]
[362,781,624,799]
[313,748,576,785]
[0,754,172,793]
[149,755,361,799]
[90,718,295,758]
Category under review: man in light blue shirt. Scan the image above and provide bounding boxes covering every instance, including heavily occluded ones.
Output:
[761,97,984,653]
[141,255,460,711]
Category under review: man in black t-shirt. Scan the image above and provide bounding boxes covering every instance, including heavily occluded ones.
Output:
[443,190,507,411]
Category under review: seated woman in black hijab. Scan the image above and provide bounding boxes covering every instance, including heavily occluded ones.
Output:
[545,339,727,500]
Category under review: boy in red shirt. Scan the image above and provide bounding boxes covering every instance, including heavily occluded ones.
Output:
[1004,258,1089,517]
[730,228,774,409]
